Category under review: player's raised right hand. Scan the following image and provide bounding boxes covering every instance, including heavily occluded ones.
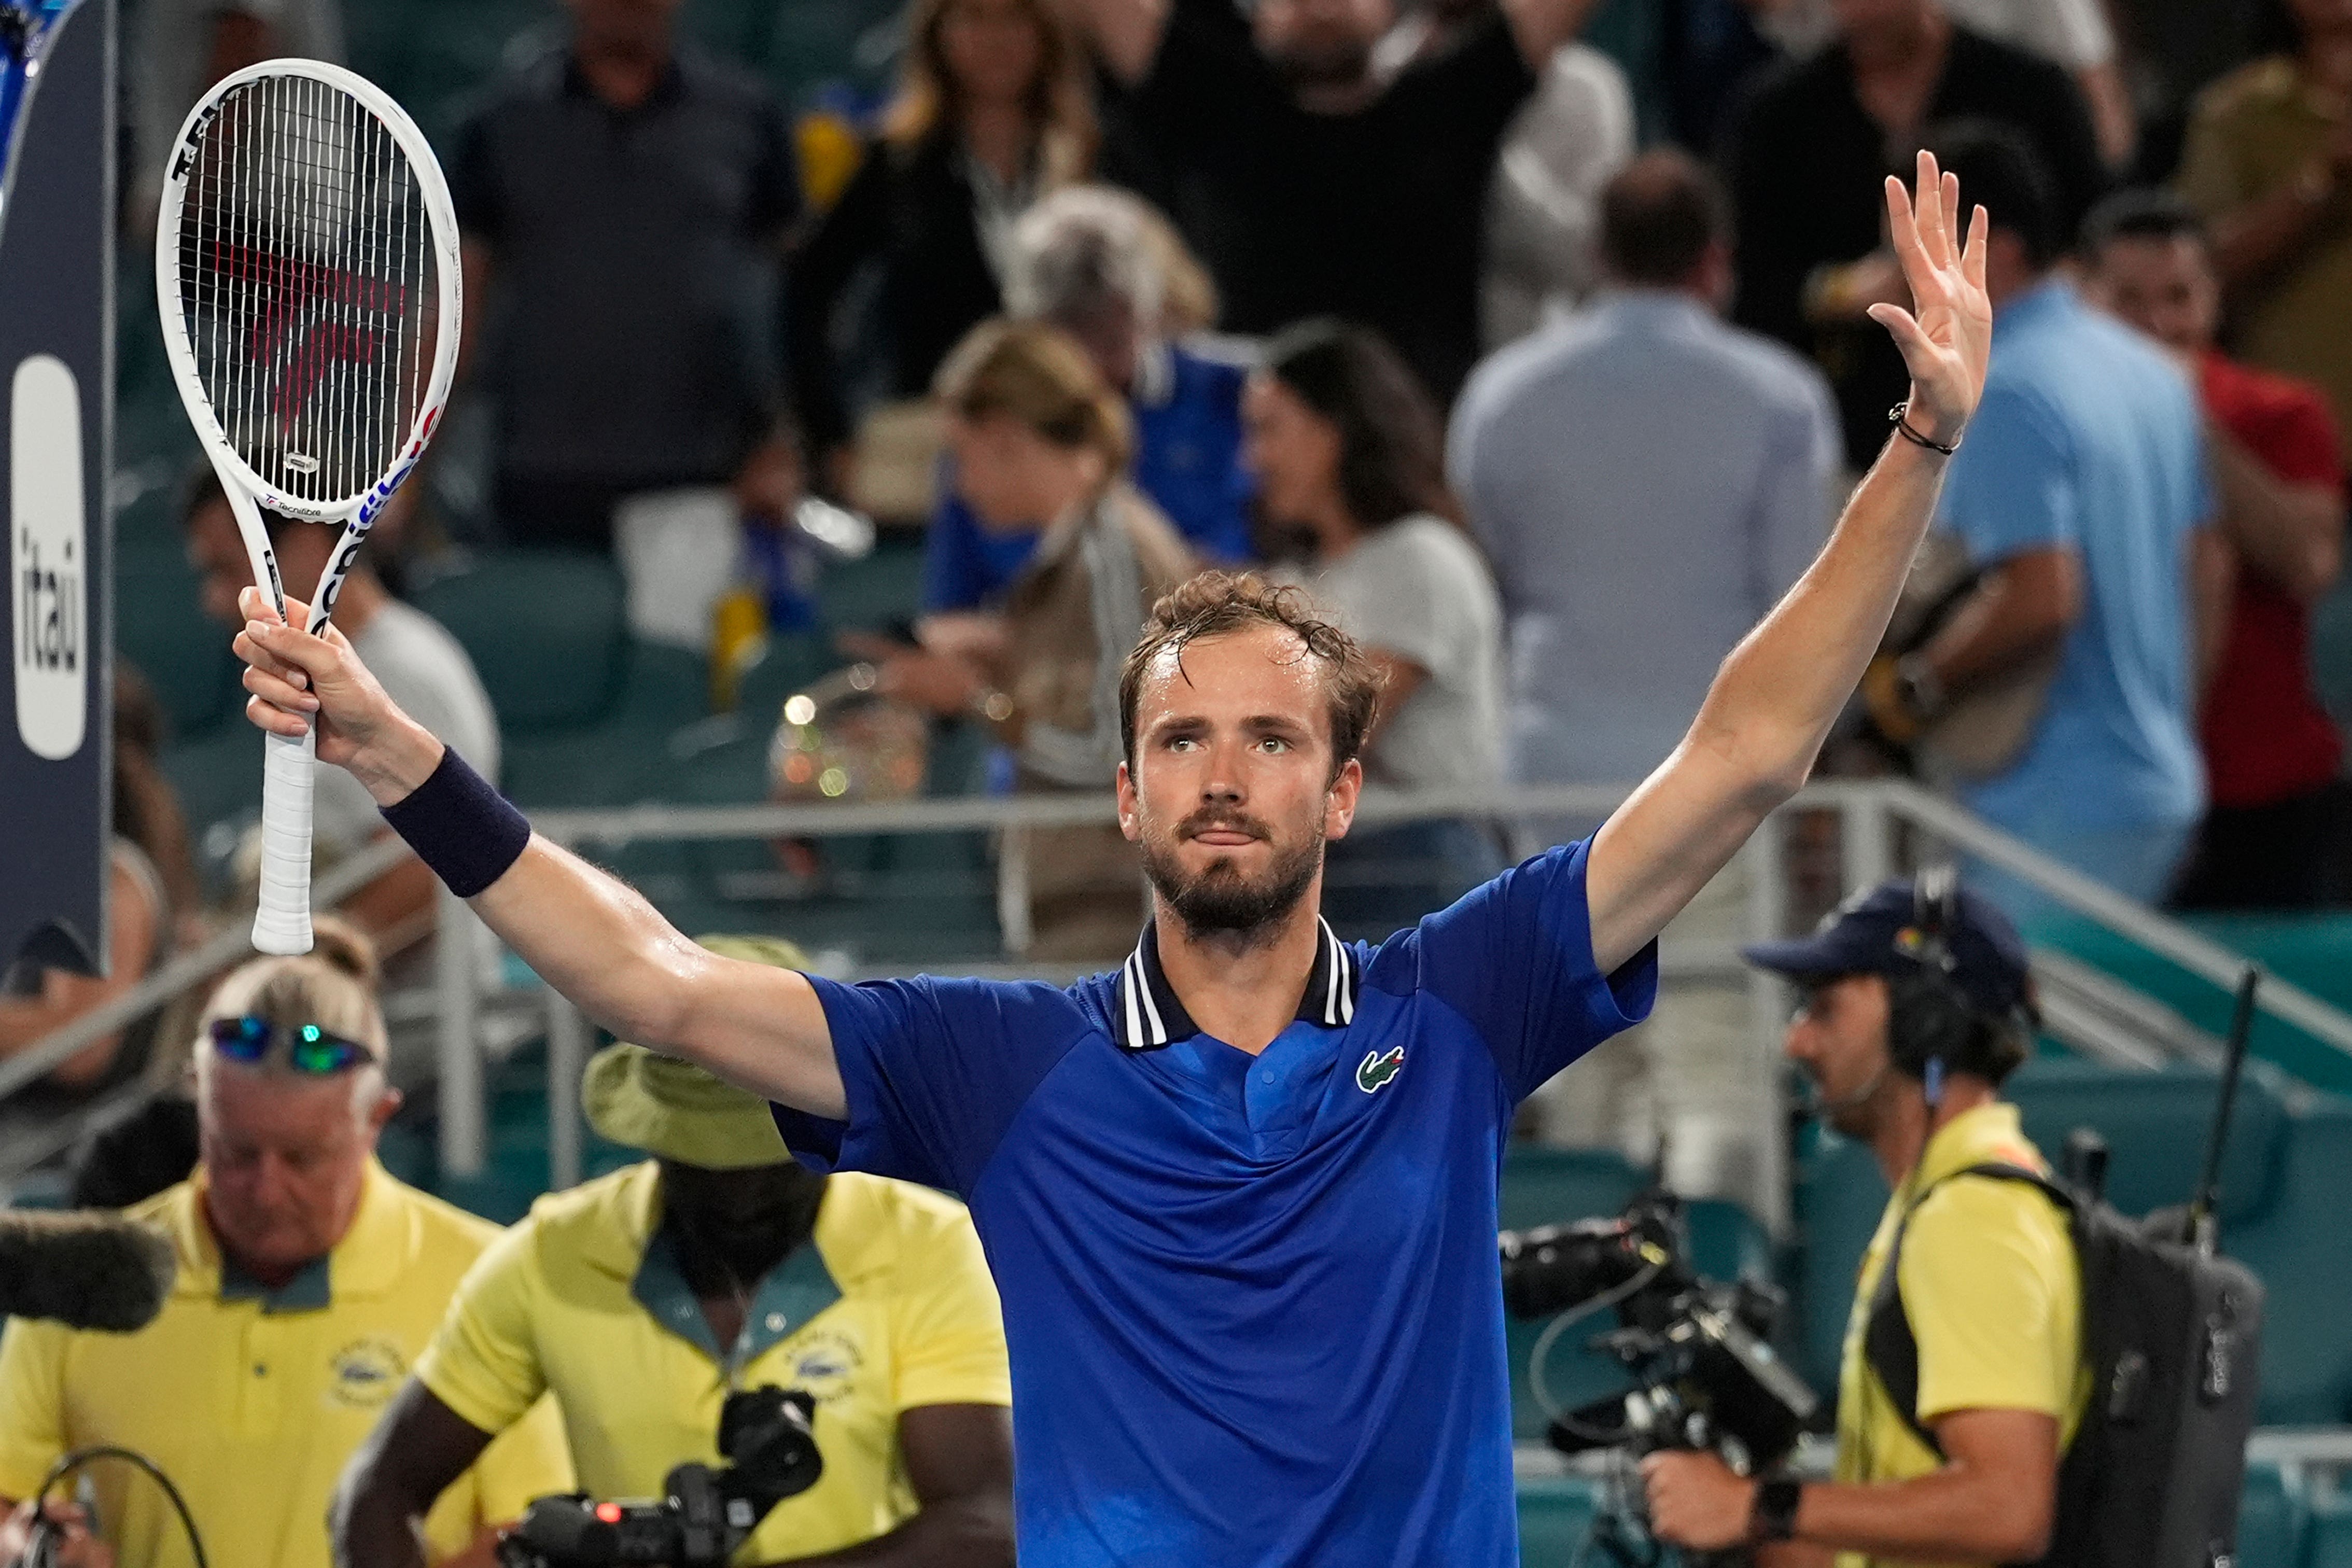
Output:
[235,585,447,804]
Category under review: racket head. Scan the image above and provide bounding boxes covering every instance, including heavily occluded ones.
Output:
[154,58,460,528]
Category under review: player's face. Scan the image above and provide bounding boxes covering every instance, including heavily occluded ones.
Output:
[948,413,1109,536]
[198,1057,391,1274]
[1242,373,1345,532]
[939,0,1047,107]
[1783,973,1895,1139]
[1252,0,1392,87]
[1119,623,1362,939]
[2090,235,2219,359]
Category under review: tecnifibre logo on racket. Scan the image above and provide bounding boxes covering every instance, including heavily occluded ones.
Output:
[1357,1047,1405,1094]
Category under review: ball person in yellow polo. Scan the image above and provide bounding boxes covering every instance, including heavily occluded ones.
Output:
[335,937,1014,1568]
[0,926,572,1568]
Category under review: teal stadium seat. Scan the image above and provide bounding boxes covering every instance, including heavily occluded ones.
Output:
[2307,1473,2352,1568]
[410,550,708,811]
[117,543,242,740]
[2239,1459,2311,1568]
[1513,1473,1603,1567]
[1794,1059,2352,1425]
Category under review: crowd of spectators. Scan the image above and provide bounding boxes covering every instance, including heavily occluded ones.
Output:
[38,0,2346,1174]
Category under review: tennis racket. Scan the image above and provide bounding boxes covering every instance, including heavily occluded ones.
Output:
[0,1,87,240]
[157,59,460,955]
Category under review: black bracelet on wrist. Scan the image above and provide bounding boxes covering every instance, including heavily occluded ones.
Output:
[379,746,532,898]
[1750,1478,1805,1543]
[1889,400,1962,456]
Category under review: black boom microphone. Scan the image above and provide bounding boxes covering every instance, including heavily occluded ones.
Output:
[0,1209,178,1332]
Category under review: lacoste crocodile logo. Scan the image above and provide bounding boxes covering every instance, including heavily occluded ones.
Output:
[1356,1046,1405,1094]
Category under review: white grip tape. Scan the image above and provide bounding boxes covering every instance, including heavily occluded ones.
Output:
[251,724,318,954]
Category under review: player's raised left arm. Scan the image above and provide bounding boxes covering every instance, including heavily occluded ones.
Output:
[1586,151,1992,973]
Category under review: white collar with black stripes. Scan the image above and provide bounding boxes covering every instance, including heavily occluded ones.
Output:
[1112,916,1362,1052]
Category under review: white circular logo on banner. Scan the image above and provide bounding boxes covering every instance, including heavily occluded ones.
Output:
[12,353,86,762]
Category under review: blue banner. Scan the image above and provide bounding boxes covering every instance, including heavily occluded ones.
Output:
[1,0,113,977]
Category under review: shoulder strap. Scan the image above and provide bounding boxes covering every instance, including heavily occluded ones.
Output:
[1864,1161,2073,1460]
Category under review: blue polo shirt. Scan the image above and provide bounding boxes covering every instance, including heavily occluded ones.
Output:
[920,342,1255,613]
[779,838,1655,1567]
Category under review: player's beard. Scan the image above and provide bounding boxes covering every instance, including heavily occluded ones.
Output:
[1139,806,1325,945]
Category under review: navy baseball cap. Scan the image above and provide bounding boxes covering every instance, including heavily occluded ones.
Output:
[1742,877,2032,1016]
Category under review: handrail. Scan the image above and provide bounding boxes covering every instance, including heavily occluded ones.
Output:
[530,782,1637,846]
[1880,781,2352,1063]
[0,833,418,1100]
[17,777,2352,1195]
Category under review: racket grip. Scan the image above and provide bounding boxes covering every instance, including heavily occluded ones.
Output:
[252,725,318,955]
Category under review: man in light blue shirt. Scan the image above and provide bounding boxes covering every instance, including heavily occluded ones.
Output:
[1451,148,1841,795]
[1866,127,2215,925]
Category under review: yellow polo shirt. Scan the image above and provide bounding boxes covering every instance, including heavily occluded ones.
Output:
[1832,1102,2088,1568]
[0,1161,573,1568]
[415,1163,1010,1565]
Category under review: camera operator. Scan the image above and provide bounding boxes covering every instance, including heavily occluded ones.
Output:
[1641,877,2080,1566]
[334,939,1014,1568]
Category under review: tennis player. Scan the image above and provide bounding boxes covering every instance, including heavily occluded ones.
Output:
[235,156,1989,1567]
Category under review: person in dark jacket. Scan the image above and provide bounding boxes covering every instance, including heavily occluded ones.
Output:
[1722,0,2106,465]
[789,0,1098,489]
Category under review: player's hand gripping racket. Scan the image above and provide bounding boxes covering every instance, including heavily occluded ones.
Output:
[157,60,459,955]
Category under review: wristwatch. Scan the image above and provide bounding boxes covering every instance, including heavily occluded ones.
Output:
[1750,1478,1804,1543]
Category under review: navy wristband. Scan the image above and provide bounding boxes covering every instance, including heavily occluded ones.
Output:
[379,746,531,898]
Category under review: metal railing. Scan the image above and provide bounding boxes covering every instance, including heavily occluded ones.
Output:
[13,779,2352,1197]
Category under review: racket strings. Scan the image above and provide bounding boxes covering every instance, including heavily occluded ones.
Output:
[173,71,440,511]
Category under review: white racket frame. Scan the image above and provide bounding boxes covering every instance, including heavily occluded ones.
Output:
[156,57,461,955]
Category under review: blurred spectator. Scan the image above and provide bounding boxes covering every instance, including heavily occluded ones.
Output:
[180,471,498,961]
[0,671,200,1098]
[1864,129,2218,926]
[1744,0,2136,164]
[1724,0,2106,465]
[1449,150,1836,1193]
[1454,150,1837,800]
[2087,190,2350,909]
[0,928,572,1568]
[2178,0,2352,440]
[1483,37,1637,346]
[1073,0,1595,405]
[1250,321,1503,934]
[1373,0,1636,347]
[791,0,1097,494]
[452,0,801,551]
[873,321,1194,958]
[921,186,1253,629]
[132,0,344,230]
[109,668,203,947]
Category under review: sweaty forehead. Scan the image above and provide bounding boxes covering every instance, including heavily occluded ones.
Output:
[1137,625,1327,728]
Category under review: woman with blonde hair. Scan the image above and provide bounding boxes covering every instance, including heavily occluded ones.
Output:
[789,0,1096,492]
[871,318,1195,958]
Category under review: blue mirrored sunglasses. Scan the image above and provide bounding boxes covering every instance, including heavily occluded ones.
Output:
[206,1016,375,1074]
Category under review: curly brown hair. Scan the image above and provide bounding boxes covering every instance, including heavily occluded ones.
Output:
[1117,572,1384,783]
